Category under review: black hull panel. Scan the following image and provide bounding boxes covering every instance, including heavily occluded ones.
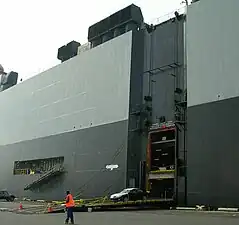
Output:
[187,97,239,207]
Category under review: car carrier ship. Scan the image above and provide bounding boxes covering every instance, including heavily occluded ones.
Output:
[1,0,239,208]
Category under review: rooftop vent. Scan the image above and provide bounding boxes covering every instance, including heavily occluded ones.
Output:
[88,4,144,48]
[0,71,18,92]
[57,41,81,63]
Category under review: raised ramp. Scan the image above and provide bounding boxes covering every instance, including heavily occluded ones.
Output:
[24,164,65,191]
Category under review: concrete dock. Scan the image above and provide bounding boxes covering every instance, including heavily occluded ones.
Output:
[1,202,239,225]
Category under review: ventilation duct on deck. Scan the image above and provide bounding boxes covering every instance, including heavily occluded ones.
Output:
[88,4,144,48]
[0,71,18,92]
[57,41,81,63]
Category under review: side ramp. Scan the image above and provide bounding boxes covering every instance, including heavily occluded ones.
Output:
[24,164,65,191]
[49,198,175,213]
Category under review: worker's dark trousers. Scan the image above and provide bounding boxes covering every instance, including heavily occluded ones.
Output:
[65,207,74,224]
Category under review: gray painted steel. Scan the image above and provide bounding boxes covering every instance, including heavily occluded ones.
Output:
[187,97,239,207]
[126,30,145,187]
[143,19,185,124]
[143,19,186,202]
[125,18,186,199]
[0,31,132,146]
[0,31,133,200]
[187,0,239,107]
[0,120,128,200]
[187,0,239,207]
[0,11,186,201]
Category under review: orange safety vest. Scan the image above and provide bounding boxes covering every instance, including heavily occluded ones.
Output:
[65,194,75,208]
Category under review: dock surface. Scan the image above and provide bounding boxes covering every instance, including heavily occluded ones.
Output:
[1,202,239,225]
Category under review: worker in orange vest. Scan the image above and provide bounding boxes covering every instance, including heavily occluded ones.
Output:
[65,191,75,224]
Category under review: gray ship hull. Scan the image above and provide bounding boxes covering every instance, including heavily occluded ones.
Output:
[0,31,134,200]
[188,96,239,207]
[187,0,239,207]
[0,120,128,200]
[0,5,187,203]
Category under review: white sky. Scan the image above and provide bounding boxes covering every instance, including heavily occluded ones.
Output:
[0,0,189,80]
